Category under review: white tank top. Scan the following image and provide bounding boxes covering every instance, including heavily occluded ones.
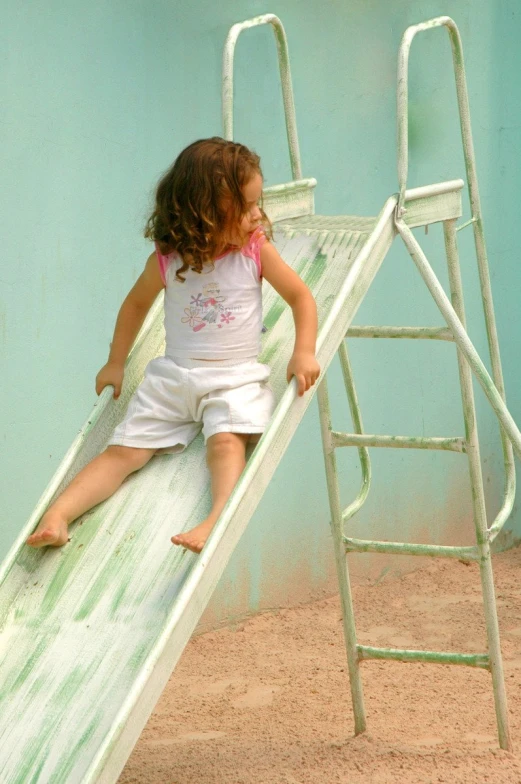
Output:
[156,228,266,361]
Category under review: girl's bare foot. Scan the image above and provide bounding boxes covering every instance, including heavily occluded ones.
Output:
[171,517,217,554]
[172,432,249,554]
[26,513,69,548]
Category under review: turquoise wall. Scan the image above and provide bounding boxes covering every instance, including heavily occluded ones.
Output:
[2,1,520,624]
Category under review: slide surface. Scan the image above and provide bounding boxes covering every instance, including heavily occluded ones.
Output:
[0,205,396,784]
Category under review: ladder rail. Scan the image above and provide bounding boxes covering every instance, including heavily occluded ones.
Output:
[332,433,466,453]
[442,216,511,750]
[344,538,479,560]
[397,16,475,216]
[346,326,454,341]
[222,15,316,224]
[222,13,302,179]
[317,376,366,735]
[358,646,490,669]
[396,15,515,543]
[337,342,372,524]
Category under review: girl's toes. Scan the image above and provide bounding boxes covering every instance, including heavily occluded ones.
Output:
[187,538,204,554]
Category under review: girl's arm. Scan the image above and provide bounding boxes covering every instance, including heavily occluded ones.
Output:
[96,252,165,398]
[260,241,320,397]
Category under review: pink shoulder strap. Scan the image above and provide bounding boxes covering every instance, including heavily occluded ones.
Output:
[155,243,172,285]
[242,227,267,279]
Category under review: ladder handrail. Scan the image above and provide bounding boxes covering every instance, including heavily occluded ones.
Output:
[222,14,302,180]
[396,16,515,542]
[397,16,476,216]
[337,342,372,524]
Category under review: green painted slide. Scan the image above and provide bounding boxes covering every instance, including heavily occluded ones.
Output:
[0,197,398,782]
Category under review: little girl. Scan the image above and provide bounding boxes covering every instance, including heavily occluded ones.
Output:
[27,137,320,554]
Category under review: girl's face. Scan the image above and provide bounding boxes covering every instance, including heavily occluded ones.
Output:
[224,172,263,247]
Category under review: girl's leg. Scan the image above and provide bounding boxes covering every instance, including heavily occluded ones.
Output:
[26,445,156,548]
[171,432,250,554]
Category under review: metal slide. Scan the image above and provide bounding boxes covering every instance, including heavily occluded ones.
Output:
[0,13,518,783]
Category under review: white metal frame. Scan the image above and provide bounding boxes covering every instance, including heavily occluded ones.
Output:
[319,16,518,751]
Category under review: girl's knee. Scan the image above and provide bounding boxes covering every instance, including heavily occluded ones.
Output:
[207,432,248,455]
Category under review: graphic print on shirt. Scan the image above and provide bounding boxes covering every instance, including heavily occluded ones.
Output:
[181,282,239,332]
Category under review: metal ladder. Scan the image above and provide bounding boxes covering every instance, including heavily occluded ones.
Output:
[318,17,518,751]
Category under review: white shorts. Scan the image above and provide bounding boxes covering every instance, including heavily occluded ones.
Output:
[109,355,275,454]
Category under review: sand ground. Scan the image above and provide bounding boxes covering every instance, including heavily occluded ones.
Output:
[119,546,521,783]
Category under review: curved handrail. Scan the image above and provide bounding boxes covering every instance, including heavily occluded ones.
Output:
[397,17,475,215]
[338,342,372,523]
[222,14,302,180]
[397,16,515,541]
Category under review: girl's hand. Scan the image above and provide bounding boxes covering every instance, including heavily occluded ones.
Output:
[95,361,124,399]
[286,352,321,397]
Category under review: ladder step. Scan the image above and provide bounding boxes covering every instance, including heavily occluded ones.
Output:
[344,537,480,560]
[358,645,490,669]
[331,432,466,452]
[346,325,454,341]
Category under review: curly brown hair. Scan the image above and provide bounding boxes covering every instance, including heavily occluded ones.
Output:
[145,137,271,281]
